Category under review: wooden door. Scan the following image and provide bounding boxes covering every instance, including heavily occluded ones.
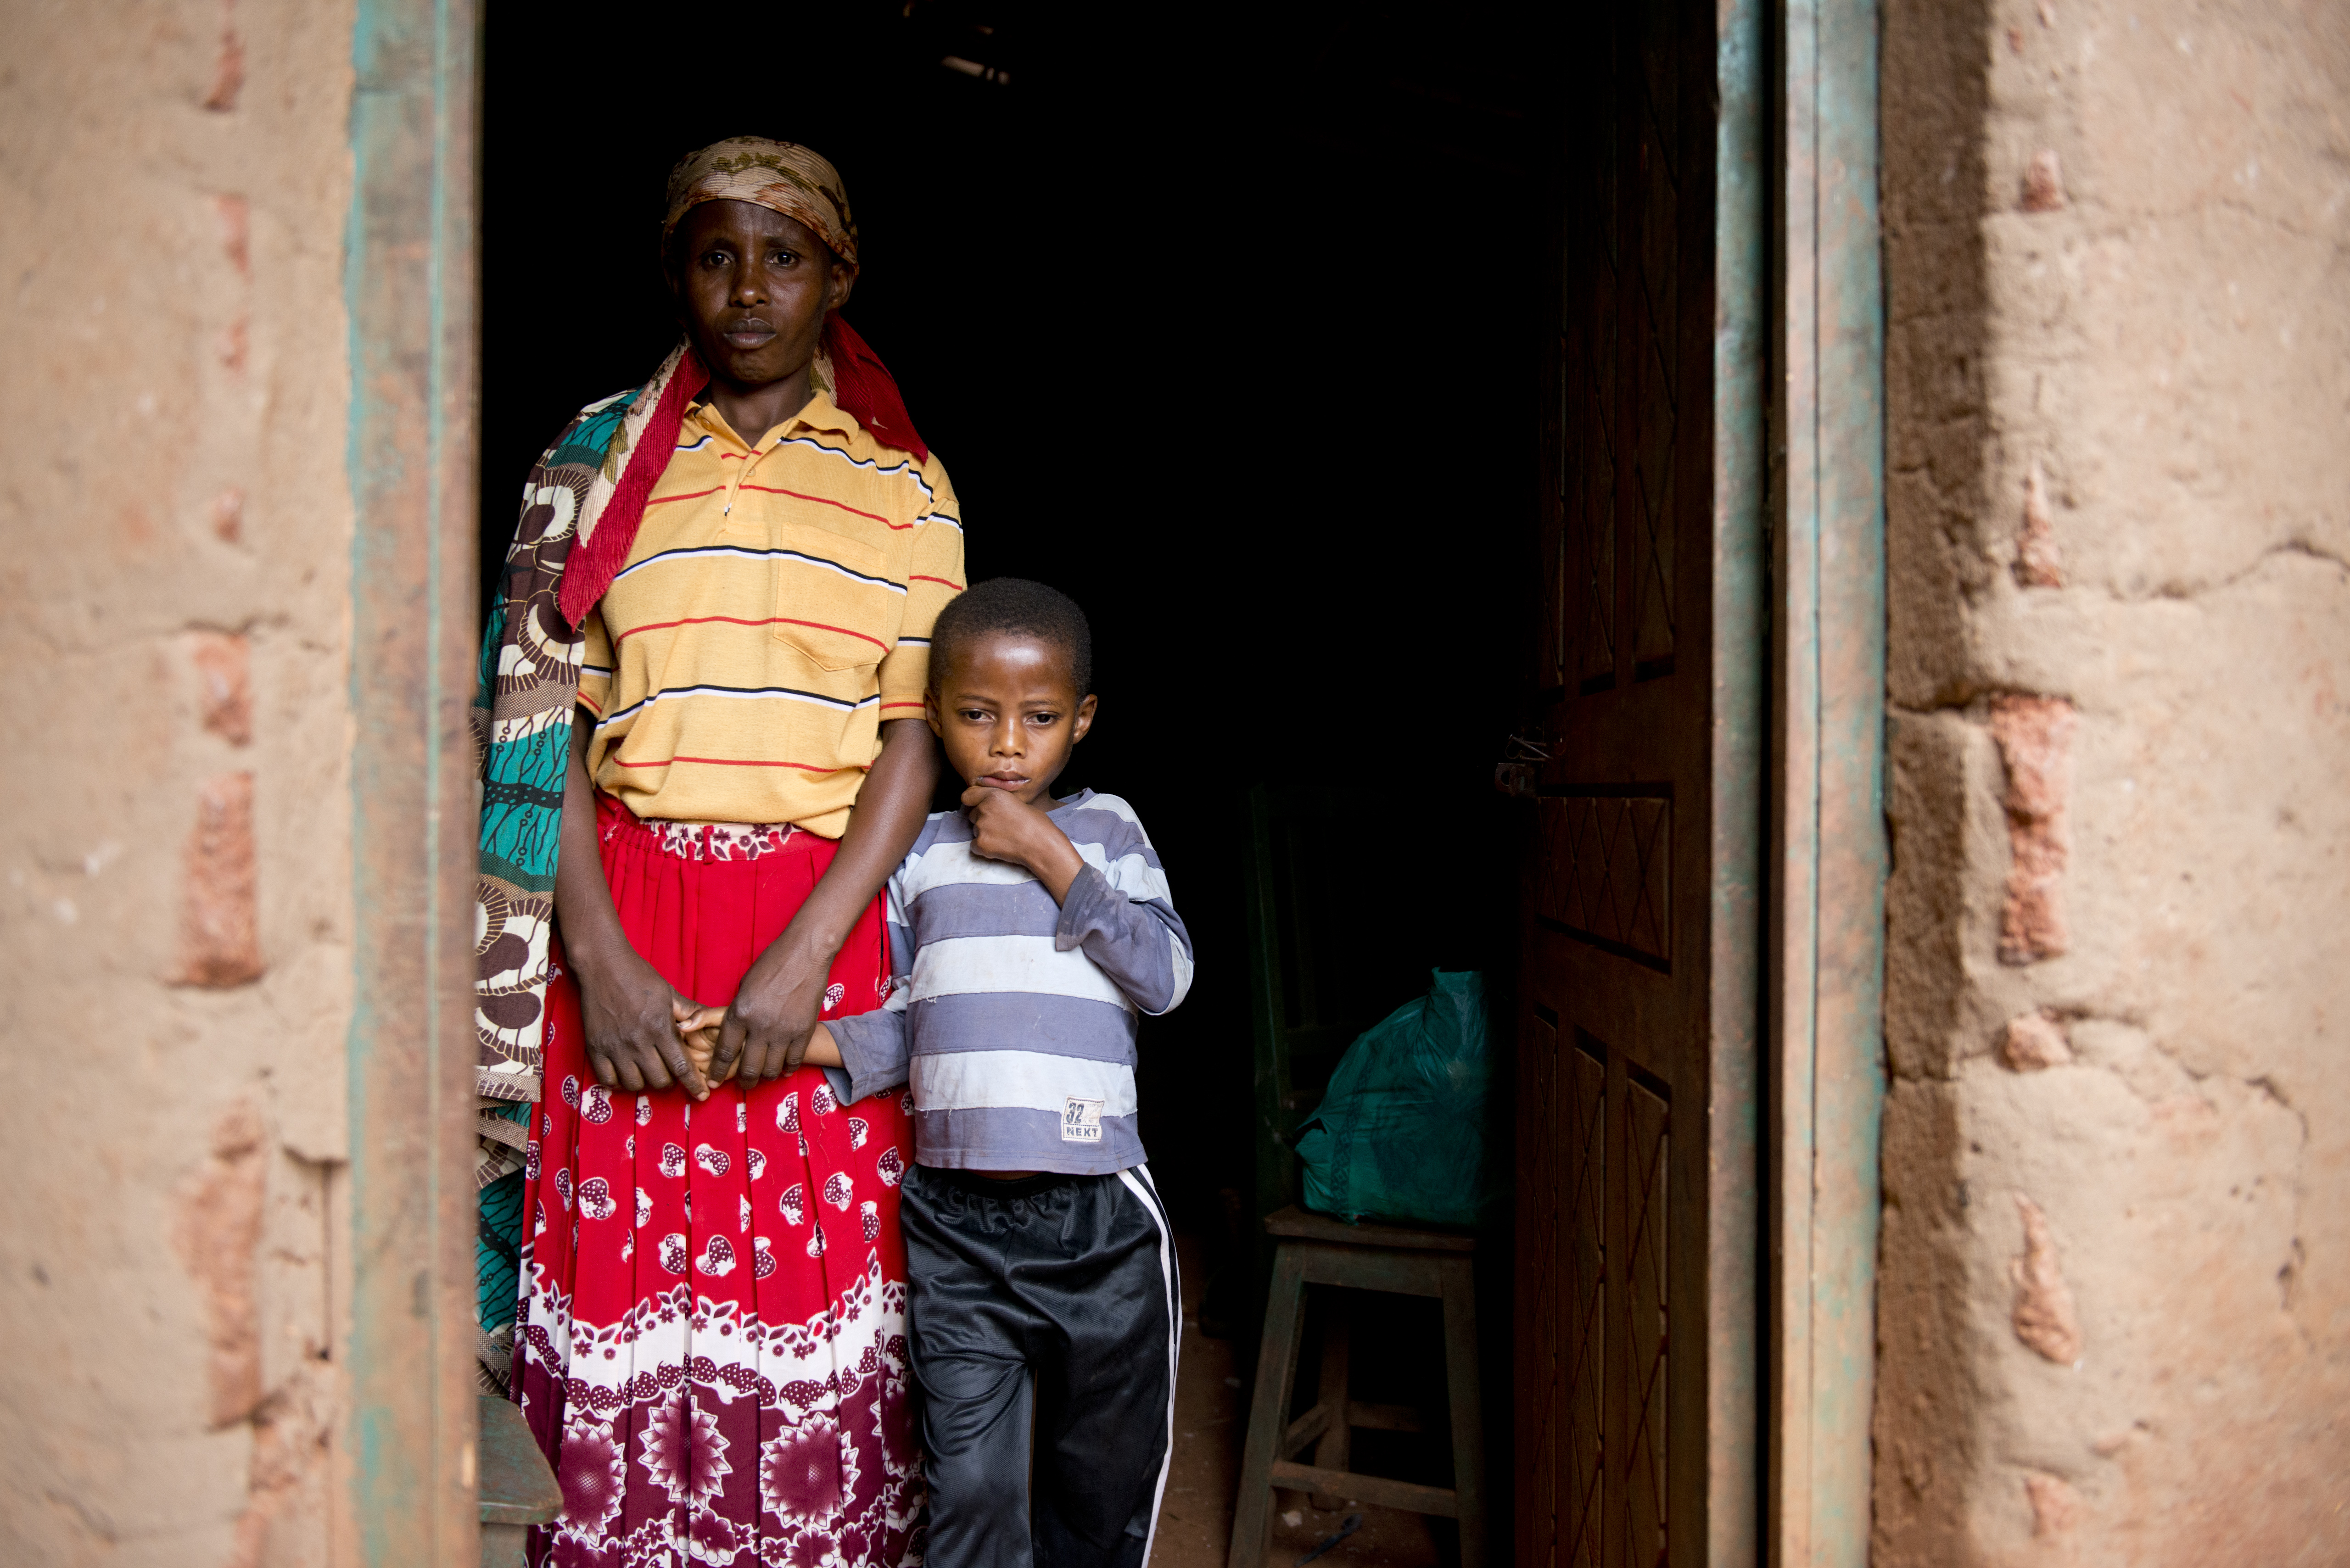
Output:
[1512,0,1762,1562]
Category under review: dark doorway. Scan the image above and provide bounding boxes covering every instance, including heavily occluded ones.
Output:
[479,4,1557,1559]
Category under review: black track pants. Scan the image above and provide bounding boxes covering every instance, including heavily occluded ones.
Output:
[901,1163,1179,1568]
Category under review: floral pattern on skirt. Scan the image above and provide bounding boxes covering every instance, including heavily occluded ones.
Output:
[514,796,921,1567]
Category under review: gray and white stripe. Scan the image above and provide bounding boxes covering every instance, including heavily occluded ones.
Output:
[828,790,1193,1176]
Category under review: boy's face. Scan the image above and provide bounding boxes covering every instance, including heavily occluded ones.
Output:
[926,632,1097,809]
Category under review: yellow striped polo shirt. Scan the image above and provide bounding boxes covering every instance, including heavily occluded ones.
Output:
[577,389,964,836]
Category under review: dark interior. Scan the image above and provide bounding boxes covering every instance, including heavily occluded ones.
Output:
[480,0,1552,1373]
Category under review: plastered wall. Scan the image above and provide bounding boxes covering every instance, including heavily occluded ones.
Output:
[1878,0,2350,1561]
[0,1,358,1563]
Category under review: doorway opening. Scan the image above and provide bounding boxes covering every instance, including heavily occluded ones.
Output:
[479,4,1565,1562]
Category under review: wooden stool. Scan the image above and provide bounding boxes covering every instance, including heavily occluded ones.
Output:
[478,1394,562,1567]
[1226,1207,1485,1568]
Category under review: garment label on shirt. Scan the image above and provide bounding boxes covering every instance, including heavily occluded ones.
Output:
[1061,1097,1105,1144]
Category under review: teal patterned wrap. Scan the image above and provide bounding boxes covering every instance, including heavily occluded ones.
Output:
[468,374,663,1384]
[470,368,669,1103]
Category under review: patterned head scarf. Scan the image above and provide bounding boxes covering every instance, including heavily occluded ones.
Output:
[661,137,859,266]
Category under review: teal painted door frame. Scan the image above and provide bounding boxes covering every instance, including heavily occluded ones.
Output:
[1768,0,1888,1562]
[344,0,483,1558]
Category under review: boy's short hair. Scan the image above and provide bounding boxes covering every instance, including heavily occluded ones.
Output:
[928,578,1094,697]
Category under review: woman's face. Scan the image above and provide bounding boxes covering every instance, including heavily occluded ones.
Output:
[667,200,855,389]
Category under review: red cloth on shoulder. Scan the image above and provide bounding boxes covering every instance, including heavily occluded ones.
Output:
[820,315,927,465]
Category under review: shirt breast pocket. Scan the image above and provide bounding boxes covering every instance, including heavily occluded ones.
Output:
[772,522,905,672]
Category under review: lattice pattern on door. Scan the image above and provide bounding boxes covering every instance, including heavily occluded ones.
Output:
[1558,48,1618,696]
[1522,1026,1673,1568]
[1534,794,1672,967]
[1623,1074,1669,1568]
[1628,0,1681,681]
[1519,1013,1563,1565]
[1520,1013,1611,1568]
[1561,1039,1606,1567]
[1552,0,1682,693]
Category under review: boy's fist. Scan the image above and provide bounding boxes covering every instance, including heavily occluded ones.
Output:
[674,998,732,1086]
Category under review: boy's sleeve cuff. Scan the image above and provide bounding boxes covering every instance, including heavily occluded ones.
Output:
[829,1012,910,1104]
[1053,863,1118,951]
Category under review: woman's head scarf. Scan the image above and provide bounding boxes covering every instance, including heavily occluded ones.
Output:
[661,137,859,266]
[469,136,927,1107]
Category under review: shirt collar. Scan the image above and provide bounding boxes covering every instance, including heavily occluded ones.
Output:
[685,385,862,450]
[794,386,859,440]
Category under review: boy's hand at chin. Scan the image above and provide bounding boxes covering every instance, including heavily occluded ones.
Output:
[962,783,1085,901]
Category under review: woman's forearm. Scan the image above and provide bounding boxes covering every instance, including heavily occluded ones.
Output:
[552,705,704,1093]
[766,718,939,963]
[552,707,634,968]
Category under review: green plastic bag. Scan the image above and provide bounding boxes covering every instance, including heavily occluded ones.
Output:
[1293,970,1500,1228]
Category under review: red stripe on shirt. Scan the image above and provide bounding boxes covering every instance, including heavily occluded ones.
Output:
[614,614,891,653]
[880,700,926,710]
[645,485,725,507]
[911,575,965,590]
[735,485,905,528]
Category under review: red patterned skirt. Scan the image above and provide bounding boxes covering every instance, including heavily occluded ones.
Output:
[515,796,922,1568]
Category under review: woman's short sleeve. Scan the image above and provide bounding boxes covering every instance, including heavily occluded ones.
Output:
[579,605,614,718]
[875,454,965,725]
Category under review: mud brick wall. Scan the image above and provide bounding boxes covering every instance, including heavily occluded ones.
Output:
[1877,0,2350,1561]
[0,1,358,1562]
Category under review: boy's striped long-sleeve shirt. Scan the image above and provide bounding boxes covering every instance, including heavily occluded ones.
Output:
[826,790,1192,1174]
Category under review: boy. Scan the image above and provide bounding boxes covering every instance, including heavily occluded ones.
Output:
[693,577,1190,1567]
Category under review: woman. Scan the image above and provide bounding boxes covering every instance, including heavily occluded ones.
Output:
[472,138,961,1568]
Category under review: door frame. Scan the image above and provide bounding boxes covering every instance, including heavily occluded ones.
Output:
[1765,0,1887,1562]
[1714,0,1772,1557]
[333,0,1890,1554]
[344,0,483,1558]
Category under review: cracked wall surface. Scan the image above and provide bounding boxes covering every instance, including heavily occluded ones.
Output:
[1878,0,2350,1562]
[0,2,358,1564]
